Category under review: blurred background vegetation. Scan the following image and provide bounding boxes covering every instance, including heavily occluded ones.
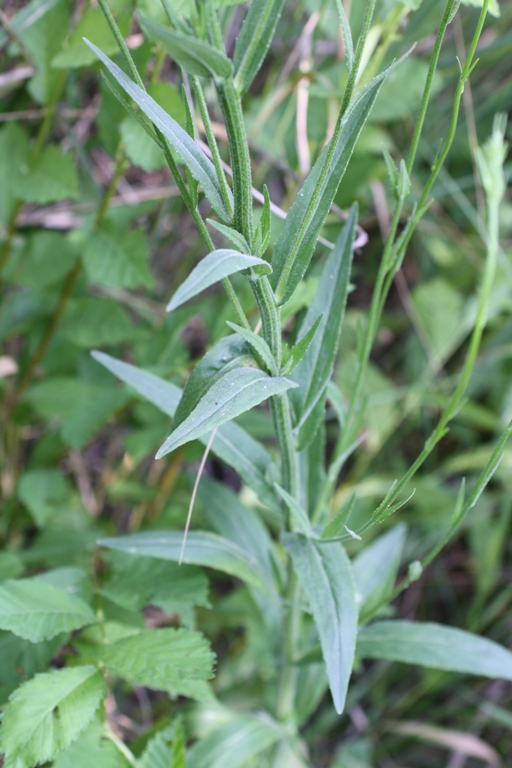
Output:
[1,0,511,764]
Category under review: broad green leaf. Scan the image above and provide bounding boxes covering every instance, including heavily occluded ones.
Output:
[16,0,68,103]
[7,231,78,290]
[271,79,384,304]
[0,631,65,706]
[99,530,274,595]
[61,298,134,347]
[0,666,105,767]
[52,719,128,768]
[83,224,153,290]
[92,352,279,508]
[53,2,133,69]
[226,321,277,374]
[187,714,284,768]
[85,41,233,223]
[100,628,214,697]
[167,250,271,312]
[282,534,358,714]
[156,368,297,457]
[290,207,356,448]
[357,621,512,680]
[14,144,79,205]
[0,579,96,642]
[138,724,176,768]
[0,554,23,584]
[141,17,232,79]
[0,124,30,226]
[17,469,69,527]
[233,0,287,94]
[352,525,406,614]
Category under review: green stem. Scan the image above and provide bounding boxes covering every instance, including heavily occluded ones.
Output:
[341,0,377,114]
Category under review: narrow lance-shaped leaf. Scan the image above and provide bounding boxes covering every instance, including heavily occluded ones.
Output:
[233,0,287,95]
[91,352,280,509]
[84,40,233,223]
[167,249,271,313]
[0,579,96,642]
[226,321,277,374]
[140,17,232,79]
[99,530,274,595]
[282,314,322,375]
[156,367,297,458]
[282,533,358,714]
[187,714,284,768]
[290,206,357,449]
[357,620,512,680]
[271,77,385,304]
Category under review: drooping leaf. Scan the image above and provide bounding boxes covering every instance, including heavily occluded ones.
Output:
[271,79,384,304]
[290,206,356,449]
[85,41,233,223]
[282,534,358,714]
[187,714,284,768]
[99,531,275,595]
[0,666,105,768]
[156,368,297,458]
[92,352,279,509]
[0,579,96,642]
[141,17,232,79]
[233,0,287,94]
[166,250,271,312]
[100,628,214,698]
[357,620,512,680]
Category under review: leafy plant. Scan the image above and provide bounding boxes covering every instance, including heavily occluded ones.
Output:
[1,0,511,765]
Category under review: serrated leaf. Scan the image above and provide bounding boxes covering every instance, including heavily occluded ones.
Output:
[282,534,358,714]
[52,719,127,768]
[0,666,105,768]
[233,0,286,94]
[187,714,284,768]
[83,223,153,290]
[290,207,356,448]
[357,620,512,679]
[156,368,297,457]
[271,78,384,304]
[138,724,176,768]
[0,630,65,706]
[226,322,277,374]
[99,530,274,595]
[92,352,279,508]
[14,144,79,205]
[100,628,214,696]
[166,250,271,312]
[0,580,96,642]
[141,17,232,79]
[85,41,233,223]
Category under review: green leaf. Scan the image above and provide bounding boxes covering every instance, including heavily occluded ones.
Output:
[85,41,233,223]
[17,0,69,103]
[53,3,133,69]
[187,714,284,768]
[290,207,357,448]
[461,0,499,18]
[100,628,214,697]
[0,579,96,642]
[321,493,356,540]
[166,250,271,312]
[0,631,65,706]
[254,184,272,257]
[61,298,134,347]
[282,534,358,714]
[156,368,297,457]
[52,719,128,768]
[282,314,322,375]
[271,78,384,304]
[172,718,186,768]
[274,485,314,537]
[0,666,105,768]
[357,621,512,680]
[138,724,176,768]
[99,530,274,595]
[83,223,153,290]
[0,124,30,226]
[14,144,79,205]
[233,0,287,94]
[352,525,406,613]
[226,322,277,374]
[92,352,279,508]
[206,219,250,253]
[140,17,232,79]
[17,469,69,527]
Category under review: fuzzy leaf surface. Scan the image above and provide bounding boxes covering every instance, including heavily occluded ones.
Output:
[233,0,287,94]
[141,18,232,79]
[166,250,271,312]
[92,352,278,508]
[290,206,356,447]
[0,580,96,642]
[85,41,233,223]
[357,621,512,679]
[271,79,384,304]
[282,534,358,714]
[187,714,284,768]
[0,666,105,767]
[99,531,274,595]
[156,368,297,458]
